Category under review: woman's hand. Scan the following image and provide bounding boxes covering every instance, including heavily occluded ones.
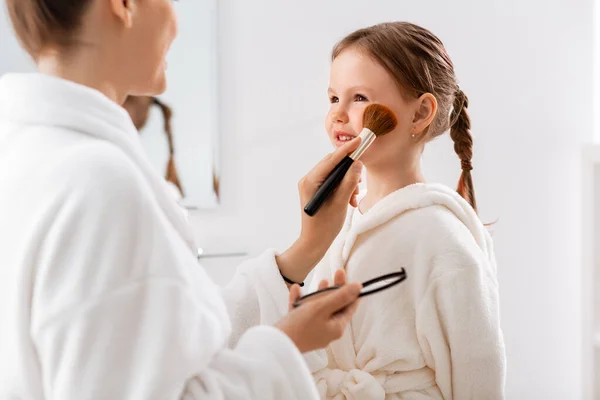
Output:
[312,269,349,292]
[276,270,360,353]
[277,139,363,284]
[298,138,363,250]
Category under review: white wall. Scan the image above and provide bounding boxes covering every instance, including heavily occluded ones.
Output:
[1,1,593,398]
[191,1,593,399]
[0,8,35,75]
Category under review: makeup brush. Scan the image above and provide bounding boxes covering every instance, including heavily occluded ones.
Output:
[304,104,398,216]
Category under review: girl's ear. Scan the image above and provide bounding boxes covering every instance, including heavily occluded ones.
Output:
[410,93,437,137]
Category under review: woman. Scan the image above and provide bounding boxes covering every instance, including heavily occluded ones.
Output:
[0,0,364,399]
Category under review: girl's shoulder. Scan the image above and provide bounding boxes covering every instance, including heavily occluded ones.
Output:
[390,204,493,271]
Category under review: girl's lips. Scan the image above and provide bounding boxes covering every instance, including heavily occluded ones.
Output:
[333,131,358,147]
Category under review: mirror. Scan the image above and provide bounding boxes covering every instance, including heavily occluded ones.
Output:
[127,0,220,209]
[0,0,220,209]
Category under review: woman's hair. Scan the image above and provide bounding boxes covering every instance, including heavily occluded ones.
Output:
[333,22,477,212]
[6,0,92,59]
[123,96,185,197]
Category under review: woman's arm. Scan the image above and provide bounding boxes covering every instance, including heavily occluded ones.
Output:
[220,243,335,347]
[221,138,363,344]
[30,145,320,400]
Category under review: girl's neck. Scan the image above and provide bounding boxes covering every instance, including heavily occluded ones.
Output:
[359,160,425,214]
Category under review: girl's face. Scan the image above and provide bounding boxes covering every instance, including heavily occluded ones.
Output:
[326,48,418,168]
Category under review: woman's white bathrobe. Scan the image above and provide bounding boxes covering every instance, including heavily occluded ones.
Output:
[0,74,313,399]
[305,184,506,399]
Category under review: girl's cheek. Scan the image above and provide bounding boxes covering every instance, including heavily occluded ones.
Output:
[350,108,365,129]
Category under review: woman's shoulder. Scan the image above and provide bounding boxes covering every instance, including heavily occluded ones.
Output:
[16,126,148,208]
[8,123,136,174]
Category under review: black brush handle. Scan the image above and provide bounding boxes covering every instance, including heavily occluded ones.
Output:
[304,156,354,216]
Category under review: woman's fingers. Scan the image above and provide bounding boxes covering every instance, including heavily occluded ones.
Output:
[288,284,302,311]
[318,279,330,290]
[334,269,347,287]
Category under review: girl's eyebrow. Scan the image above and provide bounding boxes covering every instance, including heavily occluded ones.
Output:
[328,85,372,93]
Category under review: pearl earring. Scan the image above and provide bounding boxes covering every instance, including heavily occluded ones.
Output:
[411,133,416,138]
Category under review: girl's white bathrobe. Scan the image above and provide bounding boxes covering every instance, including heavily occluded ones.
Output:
[0,74,315,400]
[305,184,506,399]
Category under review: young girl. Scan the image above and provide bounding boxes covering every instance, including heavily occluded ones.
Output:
[305,22,506,399]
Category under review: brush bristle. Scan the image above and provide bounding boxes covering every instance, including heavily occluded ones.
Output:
[362,104,398,137]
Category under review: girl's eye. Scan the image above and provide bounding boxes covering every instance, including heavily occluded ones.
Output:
[329,96,339,104]
[355,94,368,102]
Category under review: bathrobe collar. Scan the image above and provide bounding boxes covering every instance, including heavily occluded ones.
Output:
[0,73,196,251]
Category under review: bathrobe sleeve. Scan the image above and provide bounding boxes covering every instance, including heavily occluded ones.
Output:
[30,145,318,400]
[220,249,333,368]
[220,249,292,347]
[416,252,506,400]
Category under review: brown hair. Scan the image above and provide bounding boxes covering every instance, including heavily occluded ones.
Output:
[333,22,477,212]
[123,96,185,197]
[5,0,92,58]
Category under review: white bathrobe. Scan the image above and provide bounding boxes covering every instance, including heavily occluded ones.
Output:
[0,73,314,399]
[305,184,506,399]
